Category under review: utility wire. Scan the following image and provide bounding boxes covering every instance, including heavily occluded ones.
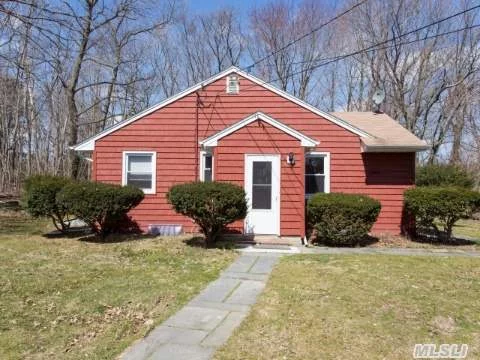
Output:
[245,0,368,70]
[285,23,480,70]
[270,26,480,88]
[231,7,480,95]
[286,4,480,68]
[199,21,480,103]
[87,5,480,129]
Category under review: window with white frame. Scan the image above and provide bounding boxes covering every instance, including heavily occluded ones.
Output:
[123,152,156,194]
[226,74,239,94]
[305,153,330,197]
[200,151,213,182]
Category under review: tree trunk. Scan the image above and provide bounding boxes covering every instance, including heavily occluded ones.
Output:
[67,0,94,179]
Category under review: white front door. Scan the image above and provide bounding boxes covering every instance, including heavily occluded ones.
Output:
[244,154,280,235]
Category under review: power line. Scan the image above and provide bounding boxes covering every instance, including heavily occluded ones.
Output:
[287,23,480,70]
[287,3,480,69]
[200,23,479,104]
[233,6,480,95]
[279,26,480,87]
[246,0,368,70]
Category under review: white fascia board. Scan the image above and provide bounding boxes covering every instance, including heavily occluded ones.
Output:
[200,112,319,147]
[72,141,95,151]
[361,142,431,153]
[72,66,369,151]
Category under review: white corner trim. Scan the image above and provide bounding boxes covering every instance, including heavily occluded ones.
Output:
[200,112,319,147]
[72,66,371,151]
[305,152,331,195]
[122,151,157,195]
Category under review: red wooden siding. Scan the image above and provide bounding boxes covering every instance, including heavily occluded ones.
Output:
[215,120,304,236]
[94,74,415,235]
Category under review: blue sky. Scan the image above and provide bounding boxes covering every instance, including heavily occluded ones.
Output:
[186,0,342,20]
[187,0,273,15]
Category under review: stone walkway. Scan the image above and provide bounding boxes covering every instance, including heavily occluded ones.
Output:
[119,244,480,360]
[120,253,280,360]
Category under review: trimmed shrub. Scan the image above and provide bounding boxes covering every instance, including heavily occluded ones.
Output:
[308,193,381,246]
[57,181,144,238]
[167,181,247,245]
[23,175,74,232]
[416,164,475,188]
[404,186,480,241]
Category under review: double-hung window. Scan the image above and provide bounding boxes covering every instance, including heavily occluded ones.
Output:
[122,151,156,194]
[305,153,330,198]
[200,151,213,182]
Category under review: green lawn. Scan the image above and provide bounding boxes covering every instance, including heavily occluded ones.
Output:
[453,219,480,241]
[0,211,236,359]
[216,254,480,360]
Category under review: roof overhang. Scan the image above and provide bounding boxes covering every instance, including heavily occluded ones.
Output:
[71,66,371,152]
[361,142,430,153]
[200,112,319,147]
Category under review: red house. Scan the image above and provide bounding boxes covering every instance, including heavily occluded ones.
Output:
[73,67,428,240]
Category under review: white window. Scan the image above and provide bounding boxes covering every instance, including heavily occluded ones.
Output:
[305,152,330,197]
[226,74,239,94]
[200,151,213,182]
[122,151,156,194]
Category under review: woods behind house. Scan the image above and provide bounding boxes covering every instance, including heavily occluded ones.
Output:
[1,0,479,194]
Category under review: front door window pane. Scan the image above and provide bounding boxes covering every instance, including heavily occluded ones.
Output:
[252,161,272,209]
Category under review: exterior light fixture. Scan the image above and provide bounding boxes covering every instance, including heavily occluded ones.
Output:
[287,152,295,166]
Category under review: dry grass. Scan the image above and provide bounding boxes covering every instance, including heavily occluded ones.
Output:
[452,219,480,241]
[216,254,480,360]
[0,211,236,359]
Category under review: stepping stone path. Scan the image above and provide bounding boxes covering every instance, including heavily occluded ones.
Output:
[120,252,281,360]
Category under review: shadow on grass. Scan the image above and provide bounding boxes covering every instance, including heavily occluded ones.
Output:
[312,235,380,248]
[183,236,237,250]
[412,229,478,246]
[43,227,156,243]
[77,233,157,243]
[43,227,92,239]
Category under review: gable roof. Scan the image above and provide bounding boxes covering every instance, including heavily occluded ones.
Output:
[72,66,371,151]
[200,112,319,147]
[331,112,429,152]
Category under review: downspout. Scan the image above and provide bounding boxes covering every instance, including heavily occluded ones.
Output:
[195,92,200,181]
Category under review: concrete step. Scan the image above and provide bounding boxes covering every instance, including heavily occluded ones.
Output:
[223,234,302,246]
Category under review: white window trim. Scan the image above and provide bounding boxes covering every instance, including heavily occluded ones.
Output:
[305,152,330,198]
[226,74,239,94]
[122,151,156,194]
[200,150,214,181]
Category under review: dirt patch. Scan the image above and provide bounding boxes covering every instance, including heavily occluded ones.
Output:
[430,315,457,335]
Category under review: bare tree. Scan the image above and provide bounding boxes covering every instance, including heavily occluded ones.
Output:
[1,0,479,193]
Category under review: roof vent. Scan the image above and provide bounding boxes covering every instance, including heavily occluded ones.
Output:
[226,74,239,94]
